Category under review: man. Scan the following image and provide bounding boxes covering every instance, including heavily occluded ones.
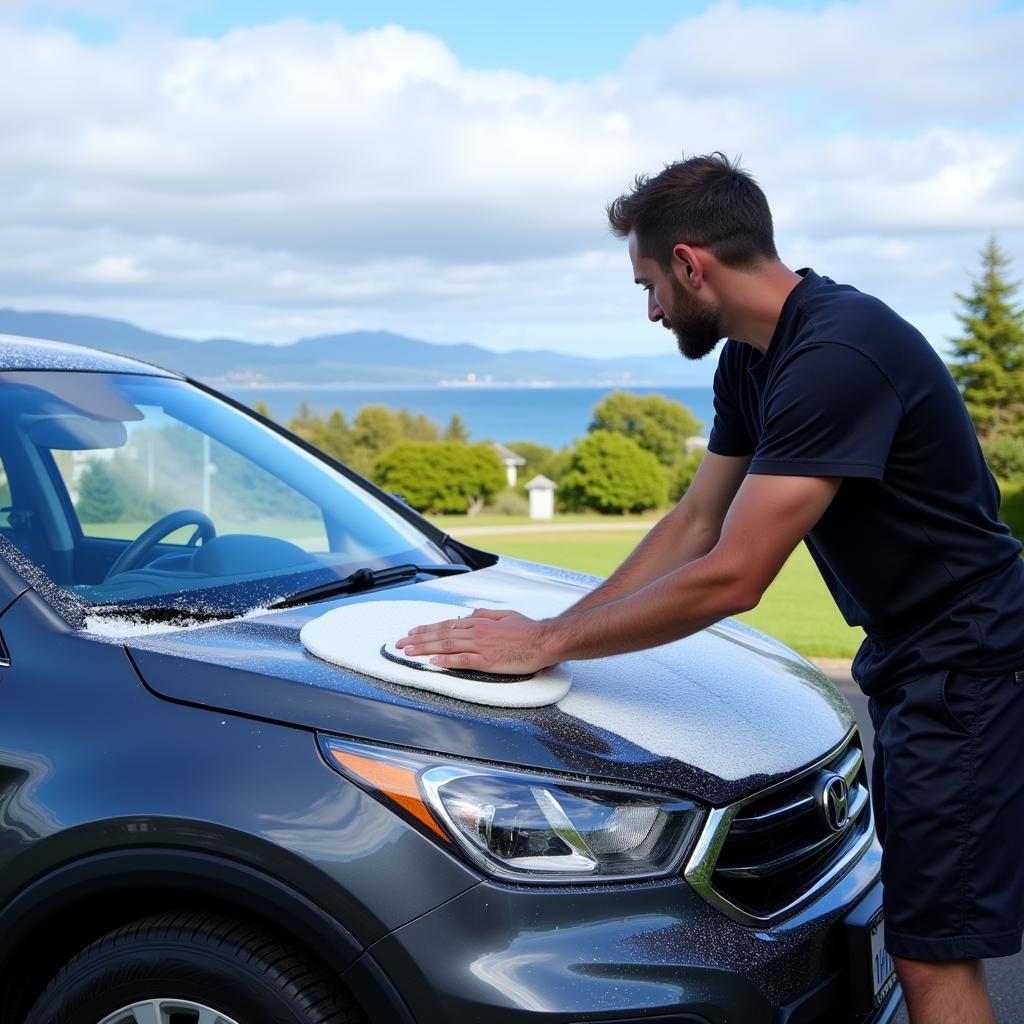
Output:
[397,153,1024,1024]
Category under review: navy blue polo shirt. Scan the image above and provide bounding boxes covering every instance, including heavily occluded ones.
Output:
[708,269,1024,695]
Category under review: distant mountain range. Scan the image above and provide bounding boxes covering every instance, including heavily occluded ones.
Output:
[0,308,705,387]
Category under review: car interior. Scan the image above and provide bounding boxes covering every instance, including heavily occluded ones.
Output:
[0,370,449,615]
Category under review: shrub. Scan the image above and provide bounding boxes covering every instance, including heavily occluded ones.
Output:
[999,481,1024,544]
[373,441,506,515]
[487,489,530,516]
[558,431,667,514]
[981,434,1024,482]
[669,447,706,502]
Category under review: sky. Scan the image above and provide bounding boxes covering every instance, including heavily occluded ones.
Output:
[1,0,1022,380]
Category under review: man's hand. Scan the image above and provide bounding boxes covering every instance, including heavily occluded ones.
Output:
[395,608,557,675]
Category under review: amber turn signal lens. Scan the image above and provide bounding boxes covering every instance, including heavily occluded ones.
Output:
[329,748,449,843]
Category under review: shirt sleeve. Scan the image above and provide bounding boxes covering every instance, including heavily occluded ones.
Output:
[707,341,755,457]
[749,343,903,479]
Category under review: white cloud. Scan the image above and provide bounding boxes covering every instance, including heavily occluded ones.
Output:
[0,5,1021,367]
[626,0,1024,127]
[76,254,151,283]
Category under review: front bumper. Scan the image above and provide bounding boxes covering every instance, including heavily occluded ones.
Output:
[351,839,900,1024]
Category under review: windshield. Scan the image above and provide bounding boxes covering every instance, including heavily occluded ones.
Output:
[0,370,450,618]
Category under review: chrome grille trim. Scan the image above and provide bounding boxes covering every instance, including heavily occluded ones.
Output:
[684,726,875,926]
[835,744,864,787]
[729,793,815,834]
[714,785,869,880]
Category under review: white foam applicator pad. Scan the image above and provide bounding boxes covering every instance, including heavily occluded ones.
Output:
[300,599,572,708]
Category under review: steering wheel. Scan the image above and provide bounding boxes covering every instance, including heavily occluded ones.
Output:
[104,509,216,581]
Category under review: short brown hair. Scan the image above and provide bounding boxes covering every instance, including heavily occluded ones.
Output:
[607,152,777,270]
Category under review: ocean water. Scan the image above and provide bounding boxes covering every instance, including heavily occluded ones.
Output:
[223,385,716,450]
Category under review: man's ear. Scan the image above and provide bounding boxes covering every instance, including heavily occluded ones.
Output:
[672,244,704,288]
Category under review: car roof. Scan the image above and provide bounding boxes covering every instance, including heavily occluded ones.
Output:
[0,333,180,377]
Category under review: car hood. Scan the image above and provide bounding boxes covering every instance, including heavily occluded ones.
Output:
[123,559,854,805]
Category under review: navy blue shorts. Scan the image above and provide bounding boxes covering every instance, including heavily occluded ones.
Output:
[868,666,1024,961]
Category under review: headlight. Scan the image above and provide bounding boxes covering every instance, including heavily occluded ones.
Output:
[320,736,703,883]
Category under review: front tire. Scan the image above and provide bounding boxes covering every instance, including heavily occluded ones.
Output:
[24,910,363,1024]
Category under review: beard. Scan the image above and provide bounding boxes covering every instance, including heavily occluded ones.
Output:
[664,276,723,360]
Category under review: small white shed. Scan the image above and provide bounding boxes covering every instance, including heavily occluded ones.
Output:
[525,474,556,520]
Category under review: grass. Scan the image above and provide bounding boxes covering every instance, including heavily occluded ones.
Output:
[461,529,647,578]
[736,546,863,658]
[451,524,863,659]
[428,511,662,530]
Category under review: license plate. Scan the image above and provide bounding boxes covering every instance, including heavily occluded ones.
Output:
[868,909,897,1006]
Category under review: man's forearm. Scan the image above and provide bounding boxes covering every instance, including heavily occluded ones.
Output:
[541,548,753,662]
[566,505,720,615]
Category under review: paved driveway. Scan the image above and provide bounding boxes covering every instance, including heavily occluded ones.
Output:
[816,661,1023,1024]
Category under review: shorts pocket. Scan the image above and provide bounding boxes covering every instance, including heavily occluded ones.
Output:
[937,669,975,738]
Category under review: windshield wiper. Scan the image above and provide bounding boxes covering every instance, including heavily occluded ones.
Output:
[266,563,472,611]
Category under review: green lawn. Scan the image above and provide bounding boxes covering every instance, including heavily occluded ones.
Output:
[456,526,863,659]
[428,511,662,531]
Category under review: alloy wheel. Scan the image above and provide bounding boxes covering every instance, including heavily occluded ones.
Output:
[98,1001,241,1024]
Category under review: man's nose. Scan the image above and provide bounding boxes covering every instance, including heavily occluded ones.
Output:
[648,293,664,323]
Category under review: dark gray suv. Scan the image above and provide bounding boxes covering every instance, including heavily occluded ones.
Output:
[0,334,901,1023]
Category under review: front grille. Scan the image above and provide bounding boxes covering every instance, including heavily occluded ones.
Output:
[700,731,872,921]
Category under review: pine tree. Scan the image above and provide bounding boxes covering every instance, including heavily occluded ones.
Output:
[948,237,1024,439]
[444,413,471,443]
[76,460,124,524]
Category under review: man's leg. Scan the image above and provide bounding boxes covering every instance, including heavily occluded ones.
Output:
[870,667,1024,1021]
[894,957,994,1024]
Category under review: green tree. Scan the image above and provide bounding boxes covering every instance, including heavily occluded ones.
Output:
[669,447,706,502]
[589,391,702,467]
[287,403,444,477]
[289,400,317,435]
[374,441,506,515]
[399,409,440,442]
[503,440,571,490]
[76,460,124,523]
[288,407,351,463]
[344,406,403,476]
[444,413,471,443]
[351,405,402,454]
[252,400,273,419]
[948,237,1024,440]
[558,431,667,514]
[316,410,352,462]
